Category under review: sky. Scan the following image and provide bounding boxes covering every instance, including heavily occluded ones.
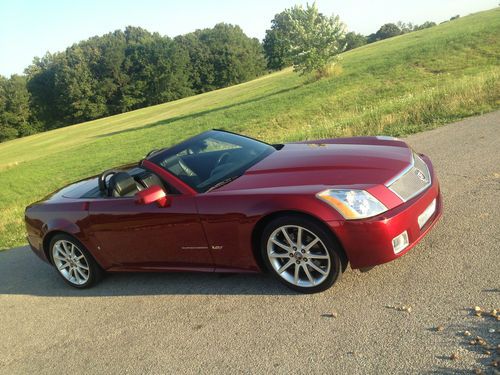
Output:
[0,0,497,76]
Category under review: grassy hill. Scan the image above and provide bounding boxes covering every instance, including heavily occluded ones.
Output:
[0,8,499,250]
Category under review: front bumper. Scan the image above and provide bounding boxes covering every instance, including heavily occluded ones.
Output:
[329,173,442,269]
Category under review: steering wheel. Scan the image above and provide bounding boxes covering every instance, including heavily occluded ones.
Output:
[98,170,118,195]
[215,152,230,168]
[178,158,196,177]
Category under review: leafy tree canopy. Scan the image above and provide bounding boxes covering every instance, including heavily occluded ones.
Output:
[264,2,346,75]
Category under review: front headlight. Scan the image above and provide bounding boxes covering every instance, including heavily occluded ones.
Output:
[316,189,388,219]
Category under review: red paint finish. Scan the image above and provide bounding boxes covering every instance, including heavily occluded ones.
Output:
[223,142,412,194]
[86,195,213,269]
[25,133,443,279]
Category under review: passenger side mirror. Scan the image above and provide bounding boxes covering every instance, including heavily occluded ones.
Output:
[135,185,170,208]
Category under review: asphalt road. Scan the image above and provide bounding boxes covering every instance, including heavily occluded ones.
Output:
[1,111,499,375]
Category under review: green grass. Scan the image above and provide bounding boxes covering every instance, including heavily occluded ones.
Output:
[0,9,499,250]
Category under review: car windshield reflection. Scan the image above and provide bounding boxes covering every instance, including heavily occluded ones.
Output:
[149,130,275,192]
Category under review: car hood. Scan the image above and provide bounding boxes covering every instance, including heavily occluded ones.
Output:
[219,137,413,192]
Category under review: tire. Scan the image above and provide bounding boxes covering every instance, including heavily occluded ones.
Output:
[261,215,343,294]
[49,234,103,288]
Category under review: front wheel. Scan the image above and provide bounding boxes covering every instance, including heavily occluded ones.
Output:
[261,216,343,293]
[49,234,103,288]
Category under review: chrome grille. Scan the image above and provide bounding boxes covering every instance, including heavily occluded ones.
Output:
[387,153,431,202]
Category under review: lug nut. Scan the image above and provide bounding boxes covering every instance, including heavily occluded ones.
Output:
[296,260,300,264]
[301,249,305,253]
[304,258,308,262]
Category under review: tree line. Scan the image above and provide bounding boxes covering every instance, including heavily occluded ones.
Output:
[342,21,438,51]
[0,24,266,141]
[0,3,443,142]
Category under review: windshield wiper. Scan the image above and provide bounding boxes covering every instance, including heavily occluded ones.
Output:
[206,175,242,193]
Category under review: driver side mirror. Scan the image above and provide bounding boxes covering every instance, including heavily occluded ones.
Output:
[135,185,170,208]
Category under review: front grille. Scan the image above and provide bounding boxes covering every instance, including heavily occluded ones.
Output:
[387,153,431,202]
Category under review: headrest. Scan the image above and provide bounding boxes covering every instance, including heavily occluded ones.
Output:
[108,172,138,197]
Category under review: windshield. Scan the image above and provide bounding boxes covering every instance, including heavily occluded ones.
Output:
[149,130,275,192]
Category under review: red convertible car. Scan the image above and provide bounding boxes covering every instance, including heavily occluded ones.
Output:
[25,130,442,293]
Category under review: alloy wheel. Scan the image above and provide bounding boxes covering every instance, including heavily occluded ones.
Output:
[266,225,331,287]
[52,239,90,286]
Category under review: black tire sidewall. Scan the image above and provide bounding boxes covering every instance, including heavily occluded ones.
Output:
[260,215,343,294]
[49,234,102,288]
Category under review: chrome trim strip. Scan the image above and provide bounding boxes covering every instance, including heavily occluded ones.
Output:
[181,246,209,250]
[385,152,415,187]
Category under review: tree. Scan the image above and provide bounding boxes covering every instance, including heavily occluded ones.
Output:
[178,23,266,90]
[396,21,415,34]
[414,21,436,30]
[373,23,402,41]
[25,53,62,130]
[265,3,346,75]
[263,12,295,70]
[0,74,34,141]
[343,32,367,51]
[175,33,216,92]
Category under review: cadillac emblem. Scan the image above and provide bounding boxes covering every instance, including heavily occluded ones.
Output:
[414,168,427,182]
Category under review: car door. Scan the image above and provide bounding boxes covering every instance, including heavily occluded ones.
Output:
[87,194,214,270]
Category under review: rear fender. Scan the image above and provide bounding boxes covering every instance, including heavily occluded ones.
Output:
[41,215,111,269]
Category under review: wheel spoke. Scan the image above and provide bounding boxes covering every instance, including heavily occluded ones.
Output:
[308,261,328,276]
[307,253,329,259]
[296,227,303,248]
[277,259,294,274]
[269,252,290,258]
[70,244,75,258]
[77,262,89,270]
[281,228,295,247]
[76,268,87,279]
[303,264,315,285]
[58,261,70,270]
[304,238,319,252]
[53,254,66,261]
[294,264,300,284]
[74,268,81,283]
[56,244,67,257]
[271,239,291,252]
[61,242,70,255]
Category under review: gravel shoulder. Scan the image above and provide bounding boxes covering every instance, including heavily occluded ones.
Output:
[1,111,499,374]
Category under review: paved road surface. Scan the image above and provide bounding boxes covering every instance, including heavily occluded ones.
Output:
[1,111,499,374]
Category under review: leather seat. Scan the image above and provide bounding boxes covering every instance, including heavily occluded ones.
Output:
[107,172,142,197]
[138,172,163,189]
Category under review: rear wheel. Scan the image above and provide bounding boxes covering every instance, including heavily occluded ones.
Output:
[261,216,343,293]
[49,234,103,288]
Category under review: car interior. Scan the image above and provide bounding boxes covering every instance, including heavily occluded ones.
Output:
[90,146,247,199]
[84,132,273,199]
[159,147,257,191]
[92,167,173,198]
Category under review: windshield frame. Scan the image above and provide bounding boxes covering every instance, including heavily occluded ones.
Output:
[148,130,276,193]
